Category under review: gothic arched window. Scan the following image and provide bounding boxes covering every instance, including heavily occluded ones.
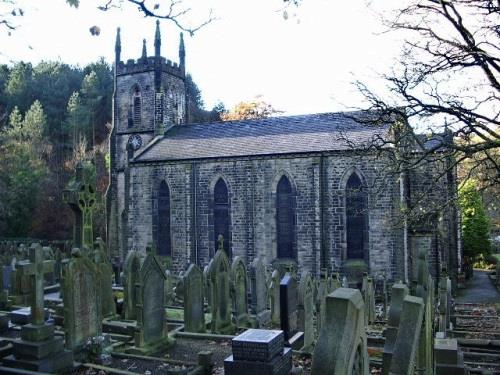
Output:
[346,173,367,260]
[129,86,141,128]
[157,181,171,256]
[213,178,230,257]
[276,176,295,259]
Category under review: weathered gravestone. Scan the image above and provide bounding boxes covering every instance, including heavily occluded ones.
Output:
[231,256,250,327]
[375,274,388,320]
[123,250,142,320]
[434,338,465,375]
[311,288,369,375]
[382,282,409,375]
[3,244,73,373]
[62,248,102,353]
[206,248,234,334]
[224,329,292,375]
[415,247,434,375]
[249,256,270,326]
[361,273,376,325]
[269,269,281,326]
[164,269,174,306]
[182,264,205,333]
[298,271,315,352]
[93,238,116,318]
[280,273,303,349]
[438,269,452,335]
[130,246,172,353]
[388,295,424,375]
[203,264,211,314]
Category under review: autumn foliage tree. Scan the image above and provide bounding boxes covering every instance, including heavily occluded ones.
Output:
[220,96,282,121]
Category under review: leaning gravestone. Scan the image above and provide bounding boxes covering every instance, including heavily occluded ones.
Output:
[280,273,303,349]
[62,248,102,353]
[311,288,369,375]
[123,250,142,320]
[298,271,315,352]
[224,329,291,375]
[388,295,424,375]
[206,248,234,334]
[382,282,409,375]
[130,246,172,353]
[3,243,73,373]
[231,256,250,327]
[249,256,270,326]
[93,238,116,318]
[182,264,205,333]
[269,269,281,326]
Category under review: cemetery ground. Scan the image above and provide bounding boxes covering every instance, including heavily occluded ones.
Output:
[0,239,499,374]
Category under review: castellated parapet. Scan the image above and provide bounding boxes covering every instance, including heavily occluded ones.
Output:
[117,57,184,79]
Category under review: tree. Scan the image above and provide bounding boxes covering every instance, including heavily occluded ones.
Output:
[459,179,491,259]
[220,96,282,121]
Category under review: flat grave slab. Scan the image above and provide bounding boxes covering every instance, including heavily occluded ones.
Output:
[232,329,284,362]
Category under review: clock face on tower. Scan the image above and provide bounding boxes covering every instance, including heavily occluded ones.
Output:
[128,134,142,151]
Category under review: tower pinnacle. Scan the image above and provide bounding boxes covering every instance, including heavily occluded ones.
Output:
[115,27,121,63]
[154,20,161,57]
[179,32,185,69]
[141,38,147,60]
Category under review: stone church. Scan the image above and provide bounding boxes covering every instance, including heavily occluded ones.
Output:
[107,22,461,285]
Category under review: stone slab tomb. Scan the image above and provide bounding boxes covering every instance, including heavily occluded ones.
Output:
[182,263,205,333]
[434,337,465,375]
[311,288,369,375]
[224,328,292,375]
[3,243,73,373]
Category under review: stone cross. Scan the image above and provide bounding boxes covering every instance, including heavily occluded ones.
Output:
[217,234,225,252]
[18,244,54,326]
[63,162,96,249]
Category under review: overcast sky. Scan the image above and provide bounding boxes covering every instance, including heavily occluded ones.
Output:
[0,0,404,115]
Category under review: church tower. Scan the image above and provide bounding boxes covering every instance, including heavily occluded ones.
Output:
[107,22,187,258]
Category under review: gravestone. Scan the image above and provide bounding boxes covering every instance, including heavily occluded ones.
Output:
[182,264,205,333]
[375,274,388,320]
[62,161,96,250]
[206,248,234,334]
[112,256,122,285]
[231,256,250,327]
[123,250,142,320]
[269,269,281,326]
[164,269,174,306]
[280,273,303,349]
[224,329,292,375]
[415,247,434,375]
[2,264,12,293]
[131,246,172,353]
[249,256,270,325]
[203,264,211,314]
[438,269,451,335]
[62,248,102,352]
[382,282,409,375]
[3,243,73,372]
[298,271,315,352]
[311,288,369,375]
[388,295,424,375]
[361,274,376,325]
[93,238,116,318]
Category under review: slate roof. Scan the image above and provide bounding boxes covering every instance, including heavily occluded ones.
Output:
[133,112,391,163]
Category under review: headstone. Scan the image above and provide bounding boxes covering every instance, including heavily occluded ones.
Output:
[203,264,211,314]
[3,265,12,292]
[62,248,102,352]
[279,273,303,349]
[249,257,270,325]
[224,329,292,375]
[93,238,116,318]
[297,271,315,352]
[438,270,451,335]
[112,256,122,285]
[164,269,174,306]
[311,288,369,375]
[123,250,142,320]
[388,295,424,375]
[361,274,376,325]
[3,243,73,372]
[415,247,434,375]
[382,282,409,375]
[269,269,281,326]
[231,256,250,327]
[132,246,171,352]
[375,274,388,320]
[206,249,234,334]
[182,264,205,333]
